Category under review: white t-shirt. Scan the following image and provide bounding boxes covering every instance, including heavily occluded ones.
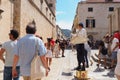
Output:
[115,49,120,75]
[2,40,18,66]
[111,38,119,52]
[71,28,87,44]
[77,28,87,39]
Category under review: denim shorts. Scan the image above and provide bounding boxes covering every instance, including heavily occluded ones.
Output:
[111,51,117,59]
[4,66,20,80]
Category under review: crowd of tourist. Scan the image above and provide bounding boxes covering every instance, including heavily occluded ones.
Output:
[0,21,120,80]
[0,22,68,80]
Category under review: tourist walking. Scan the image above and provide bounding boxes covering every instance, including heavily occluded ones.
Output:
[50,37,55,55]
[59,39,67,57]
[12,23,48,80]
[54,39,60,58]
[0,29,20,80]
[97,40,107,69]
[45,38,53,70]
[109,34,119,69]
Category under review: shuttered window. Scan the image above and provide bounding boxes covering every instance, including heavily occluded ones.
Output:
[109,7,114,12]
[86,19,96,28]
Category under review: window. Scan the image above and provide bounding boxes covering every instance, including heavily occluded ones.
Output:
[49,3,53,7]
[40,0,43,11]
[49,13,51,20]
[46,7,48,16]
[86,19,95,28]
[109,7,114,12]
[52,17,54,22]
[88,7,93,12]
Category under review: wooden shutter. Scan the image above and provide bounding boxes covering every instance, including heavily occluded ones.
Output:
[86,19,89,28]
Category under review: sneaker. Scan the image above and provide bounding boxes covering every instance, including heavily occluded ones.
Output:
[81,66,85,71]
[62,55,65,57]
[96,64,99,66]
[81,68,85,71]
[108,66,114,69]
[104,66,107,69]
[74,66,81,70]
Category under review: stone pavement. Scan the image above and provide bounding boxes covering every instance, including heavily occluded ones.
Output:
[0,50,118,80]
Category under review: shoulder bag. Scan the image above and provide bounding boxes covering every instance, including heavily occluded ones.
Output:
[70,31,88,45]
[30,38,46,80]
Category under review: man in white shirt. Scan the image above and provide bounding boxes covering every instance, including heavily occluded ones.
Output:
[74,23,87,71]
[0,29,20,80]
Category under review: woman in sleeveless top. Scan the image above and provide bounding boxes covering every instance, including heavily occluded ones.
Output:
[45,38,52,70]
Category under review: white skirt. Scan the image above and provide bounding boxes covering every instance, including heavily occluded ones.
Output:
[45,50,52,58]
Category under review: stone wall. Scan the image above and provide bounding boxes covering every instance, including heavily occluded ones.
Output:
[108,8,120,34]
[0,0,13,43]
[0,0,56,43]
[19,0,56,42]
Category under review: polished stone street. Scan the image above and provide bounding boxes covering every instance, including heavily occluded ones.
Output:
[0,50,118,80]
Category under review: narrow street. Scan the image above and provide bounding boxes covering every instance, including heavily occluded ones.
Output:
[0,50,117,80]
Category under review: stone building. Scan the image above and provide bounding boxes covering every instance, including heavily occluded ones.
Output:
[108,7,120,34]
[46,0,56,15]
[73,0,120,40]
[56,25,67,40]
[0,0,56,43]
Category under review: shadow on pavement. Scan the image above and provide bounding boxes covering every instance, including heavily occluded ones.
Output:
[93,67,105,72]
[61,72,73,76]
[106,69,115,78]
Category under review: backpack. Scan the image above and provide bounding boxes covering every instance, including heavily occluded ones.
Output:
[101,47,108,55]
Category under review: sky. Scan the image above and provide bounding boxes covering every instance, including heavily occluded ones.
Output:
[56,0,83,30]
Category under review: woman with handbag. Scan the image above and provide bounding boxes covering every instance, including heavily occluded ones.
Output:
[72,23,87,71]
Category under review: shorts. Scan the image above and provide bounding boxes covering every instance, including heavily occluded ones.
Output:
[111,51,117,59]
